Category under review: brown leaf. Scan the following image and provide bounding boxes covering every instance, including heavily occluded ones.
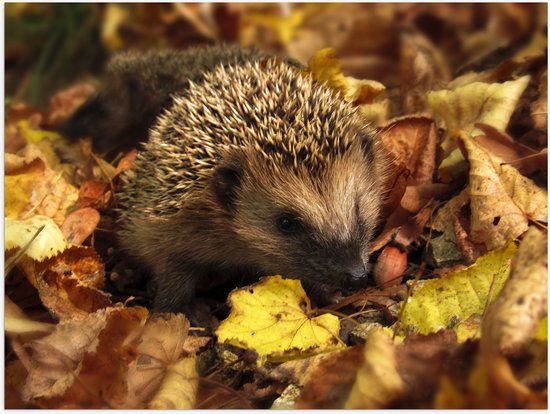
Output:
[46,82,96,128]
[295,346,364,409]
[34,246,110,320]
[371,183,452,253]
[379,115,437,185]
[474,123,546,176]
[114,149,138,177]
[400,33,451,114]
[115,313,192,408]
[22,306,149,408]
[61,208,100,245]
[530,70,547,134]
[77,181,113,210]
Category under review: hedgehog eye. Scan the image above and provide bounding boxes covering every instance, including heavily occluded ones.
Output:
[276,213,301,235]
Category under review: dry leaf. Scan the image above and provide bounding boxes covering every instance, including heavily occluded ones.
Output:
[345,327,404,408]
[399,240,516,337]
[400,32,451,114]
[34,246,110,320]
[148,357,198,409]
[460,133,547,249]
[379,115,437,185]
[482,227,548,357]
[5,296,54,340]
[115,313,192,408]
[295,346,364,409]
[429,76,530,181]
[5,216,68,261]
[77,181,113,210]
[60,207,101,245]
[474,123,547,176]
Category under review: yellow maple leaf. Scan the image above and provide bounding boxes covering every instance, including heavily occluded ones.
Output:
[216,275,344,363]
[398,240,517,337]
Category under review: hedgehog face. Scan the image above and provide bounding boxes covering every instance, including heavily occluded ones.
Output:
[214,141,383,291]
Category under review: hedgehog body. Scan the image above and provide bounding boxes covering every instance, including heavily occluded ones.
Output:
[59,45,278,154]
[115,54,387,312]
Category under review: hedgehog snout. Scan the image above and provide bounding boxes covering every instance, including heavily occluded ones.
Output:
[342,261,369,289]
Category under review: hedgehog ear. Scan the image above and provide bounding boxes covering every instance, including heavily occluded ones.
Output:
[358,129,376,165]
[213,160,243,211]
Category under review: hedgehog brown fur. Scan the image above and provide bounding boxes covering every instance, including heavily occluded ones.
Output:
[116,56,388,313]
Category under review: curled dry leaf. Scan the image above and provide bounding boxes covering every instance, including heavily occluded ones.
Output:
[61,207,101,245]
[344,327,404,408]
[378,116,437,185]
[148,357,198,409]
[114,149,138,177]
[482,227,548,357]
[474,123,547,176]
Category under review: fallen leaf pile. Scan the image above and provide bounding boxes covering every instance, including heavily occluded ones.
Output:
[5,3,547,409]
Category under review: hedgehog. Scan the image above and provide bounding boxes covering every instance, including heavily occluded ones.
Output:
[59,45,292,155]
[110,49,388,314]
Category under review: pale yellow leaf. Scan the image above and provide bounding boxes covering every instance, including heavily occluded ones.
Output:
[5,216,68,261]
[148,357,198,409]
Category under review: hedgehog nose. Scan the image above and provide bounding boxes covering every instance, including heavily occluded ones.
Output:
[344,264,368,289]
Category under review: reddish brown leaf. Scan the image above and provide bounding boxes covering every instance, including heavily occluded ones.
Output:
[114,149,138,178]
[295,346,364,409]
[61,207,101,245]
[78,181,113,210]
[34,246,110,320]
